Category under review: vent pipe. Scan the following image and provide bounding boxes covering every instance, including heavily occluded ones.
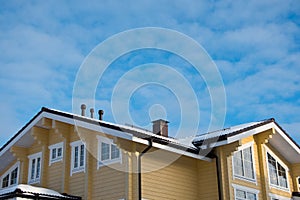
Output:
[98,110,104,120]
[80,104,86,116]
[90,108,94,118]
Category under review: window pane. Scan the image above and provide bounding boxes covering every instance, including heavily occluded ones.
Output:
[236,189,246,198]
[52,148,56,159]
[57,147,62,157]
[31,159,36,180]
[80,145,84,167]
[244,159,254,179]
[233,151,243,176]
[278,163,287,188]
[111,144,120,160]
[247,192,257,200]
[2,174,9,188]
[10,167,18,185]
[36,157,41,179]
[101,142,110,161]
[74,146,79,168]
[268,153,278,185]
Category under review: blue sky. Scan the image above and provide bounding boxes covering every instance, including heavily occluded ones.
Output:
[0,0,300,146]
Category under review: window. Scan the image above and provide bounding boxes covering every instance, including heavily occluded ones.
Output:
[267,152,288,189]
[49,142,63,165]
[70,140,86,175]
[0,162,19,189]
[233,184,259,200]
[97,136,121,168]
[233,144,255,181]
[28,152,42,184]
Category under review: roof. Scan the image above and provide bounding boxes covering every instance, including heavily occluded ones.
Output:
[0,184,81,199]
[192,118,300,163]
[0,107,299,172]
[193,119,274,145]
[0,107,208,172]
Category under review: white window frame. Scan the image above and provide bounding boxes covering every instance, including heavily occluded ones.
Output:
[232,183,260,200]
[48,142,64,165]
[269,193,291,200]
[70,140,86,175]
[28,152,42,184]
[97,135,122,169]
[0,162,20,188]
[232,142,257,183]
[297,176,300,192]
[265,145,290,192]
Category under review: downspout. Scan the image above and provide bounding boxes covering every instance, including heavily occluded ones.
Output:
[138,138,153,200]
[211,152,222,200]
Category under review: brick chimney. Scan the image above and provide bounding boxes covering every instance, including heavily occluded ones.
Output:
[152,119,169,137]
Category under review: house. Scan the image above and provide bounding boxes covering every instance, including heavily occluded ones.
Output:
[0,106,299,200]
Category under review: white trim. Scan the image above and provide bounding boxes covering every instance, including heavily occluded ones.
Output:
[28,152,42,184]
[232,183,260,200]
[265,145,290,192]
[229,123,274,144]
[97,135,122,169]
[232,142,257,184]
[132,137,212,162]
[0,162,20,188]
[70,140,86,175]
[48,142,64,166]
[269,193,291,200]
[297,176,300,192]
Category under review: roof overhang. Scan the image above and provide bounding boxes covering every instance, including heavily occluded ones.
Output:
[0,108,211,172]
[195,121,300,163]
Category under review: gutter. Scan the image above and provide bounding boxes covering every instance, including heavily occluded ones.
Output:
[211,152,222,200]
[138,138,153,200]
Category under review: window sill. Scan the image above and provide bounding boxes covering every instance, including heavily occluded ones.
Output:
[28,179,40,185]
[71,167,85,175]
[234,175,257,185]
[49,158,63,166]
[270,184,290,193]
[98,159,121,169]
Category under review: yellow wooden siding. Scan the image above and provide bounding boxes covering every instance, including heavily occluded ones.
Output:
[141,150,200,200]
[197,159,219,200]
[47,161,63,192]
[91,150,126,200]
[69,171,85,198]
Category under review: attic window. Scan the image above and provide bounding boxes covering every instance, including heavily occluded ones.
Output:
[70,140,86,175]
[267,152,289,190]
[0,162,19,188]
[49,142,63,165]
[233,143,256,182]
[28,152,42,184]
[97,135,121,168]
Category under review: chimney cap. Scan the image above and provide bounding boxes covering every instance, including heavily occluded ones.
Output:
[152,119,169,124]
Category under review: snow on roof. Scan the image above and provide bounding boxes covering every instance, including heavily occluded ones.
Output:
[0,184,68,198]
[193,120,270,143]
[42,108,198,151]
